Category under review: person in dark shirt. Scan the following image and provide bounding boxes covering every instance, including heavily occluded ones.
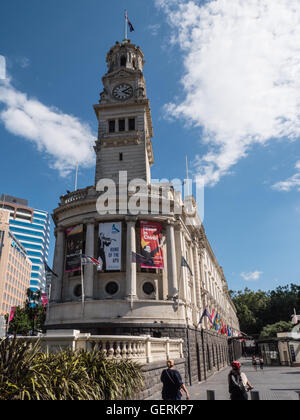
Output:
[259,357,264,371]
[228,361,253,401]
[161,360,190,400]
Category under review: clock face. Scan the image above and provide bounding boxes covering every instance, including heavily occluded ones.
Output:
[112,84,133,101]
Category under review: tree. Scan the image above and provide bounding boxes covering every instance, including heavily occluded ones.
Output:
[260,321,293,339]
[5,289,47,336]
[230,288,270,336]
[230,283,300,337]
[4,307,31,336]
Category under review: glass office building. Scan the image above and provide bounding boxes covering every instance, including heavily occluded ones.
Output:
[0,195,50,292]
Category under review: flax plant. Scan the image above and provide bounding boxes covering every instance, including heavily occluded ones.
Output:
[0,337,144,400]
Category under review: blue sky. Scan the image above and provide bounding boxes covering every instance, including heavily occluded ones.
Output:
[1,0,300,292]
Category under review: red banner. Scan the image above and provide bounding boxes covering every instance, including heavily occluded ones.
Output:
[140,221,164,269]
[9,307,16,323]
[41,293,48,308]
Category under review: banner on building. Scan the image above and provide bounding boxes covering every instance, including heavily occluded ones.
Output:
[65,225,83,274]
[8,307,16,324]
[98,222,122,271]
[41,293,48,308]
[140,221,164,269]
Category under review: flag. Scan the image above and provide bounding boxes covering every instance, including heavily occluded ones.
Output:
[210,309,217,324]
[44,261,58,277]
[8,307,16,323]
[125,10,135,32]
[181,256,193,276]
[41,293,48,308]
[199,309,213,325]
[81,255,103,271]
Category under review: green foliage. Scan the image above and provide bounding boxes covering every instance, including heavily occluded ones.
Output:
[0,337,144,400]
[5,289,47,335]
[5,307,31,336]
[230,283,300,337]
[260,321,293,339]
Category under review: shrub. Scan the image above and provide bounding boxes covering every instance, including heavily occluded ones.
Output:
[0,337,144,400]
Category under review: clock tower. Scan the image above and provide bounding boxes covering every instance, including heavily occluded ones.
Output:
[94,40,154,186]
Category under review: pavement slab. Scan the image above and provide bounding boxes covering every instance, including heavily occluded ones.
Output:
[187,358,300,401]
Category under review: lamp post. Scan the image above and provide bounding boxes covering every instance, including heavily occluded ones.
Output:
[26,289,41,336]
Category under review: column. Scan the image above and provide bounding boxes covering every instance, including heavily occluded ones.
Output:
[50,227,65,303]
[84,219,95,300]
[189,244,197,309]
[193,245,202,311]
[126,217,137,299]
[166,220,178,299]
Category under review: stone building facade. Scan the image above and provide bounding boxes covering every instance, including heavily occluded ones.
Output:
[46,40,240,385]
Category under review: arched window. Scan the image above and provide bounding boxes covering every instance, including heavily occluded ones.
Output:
[120,56,127,67]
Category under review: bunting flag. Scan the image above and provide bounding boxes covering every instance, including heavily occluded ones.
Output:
[210,309,217,324]
[199,309,213,325]
[44,261,58,277]
[125,10,135,32]
[81,255,103,271]
[8,307,16,324]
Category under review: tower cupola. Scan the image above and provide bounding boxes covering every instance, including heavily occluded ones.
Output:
[106,40,145,74]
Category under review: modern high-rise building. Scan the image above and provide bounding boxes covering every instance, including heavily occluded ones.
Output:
[0,195,51,292]
[0,209,32,316]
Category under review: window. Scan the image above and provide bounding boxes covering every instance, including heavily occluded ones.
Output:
[74,285,82,298]
[120,56,127,67]
[119,119,125,132]
[105,282,119,296]
[109,120,115,133]
[143,282,155,295]
[119,153,123,161]
[128,118,135,131]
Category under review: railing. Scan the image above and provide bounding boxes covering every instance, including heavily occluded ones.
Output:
[21,331,184,364]
[60,189,89,205]
[86,335,184,364]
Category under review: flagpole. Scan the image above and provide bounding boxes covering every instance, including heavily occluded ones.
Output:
[177,265,182,311]
[81,257,85,317]
[124,9,128,41]
[74,162,79,191]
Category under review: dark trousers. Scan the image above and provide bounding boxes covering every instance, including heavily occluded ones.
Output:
[230,391,249,401]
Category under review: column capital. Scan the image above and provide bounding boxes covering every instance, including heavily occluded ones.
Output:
[83,217,96,225]
[54,226,65,236]
[125,216,138,224]
[166,217,176,226]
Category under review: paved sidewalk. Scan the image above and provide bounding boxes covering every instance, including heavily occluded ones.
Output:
[187,358,300,400]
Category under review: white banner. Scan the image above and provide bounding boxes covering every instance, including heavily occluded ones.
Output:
[98,222,122,271]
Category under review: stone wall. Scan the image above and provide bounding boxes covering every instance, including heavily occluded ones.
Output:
[46,322,239,386]
[136,358,186,400]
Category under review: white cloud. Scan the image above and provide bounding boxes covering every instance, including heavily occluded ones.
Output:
[148,24,161,36]
[0,78,95,177]
[16,57,30,69]
[156,0,300,186]
[272,161,300,192]
[241,271,263,282]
